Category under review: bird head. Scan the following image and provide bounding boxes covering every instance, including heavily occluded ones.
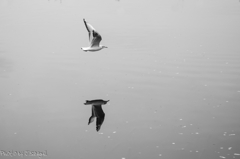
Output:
[104,100,109,104]
[101,46,108,49]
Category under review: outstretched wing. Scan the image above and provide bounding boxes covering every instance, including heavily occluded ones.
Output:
[91,30,102,47]
[83,19,96,42]
[96,114,105,131]
[93,105,105,131]
[88,106,95,125]
[88,116,95,125]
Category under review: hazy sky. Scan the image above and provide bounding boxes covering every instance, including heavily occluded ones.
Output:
[1,0,240,159]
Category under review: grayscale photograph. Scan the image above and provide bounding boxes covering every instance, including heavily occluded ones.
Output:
[0,0,240,159]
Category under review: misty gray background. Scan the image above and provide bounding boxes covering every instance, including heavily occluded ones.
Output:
[0,0,240,159]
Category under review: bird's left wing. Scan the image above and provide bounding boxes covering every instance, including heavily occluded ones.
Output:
[83,19,96,42]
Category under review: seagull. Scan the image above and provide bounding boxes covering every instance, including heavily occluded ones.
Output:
[84,99,109,131]
[81,19,108,52]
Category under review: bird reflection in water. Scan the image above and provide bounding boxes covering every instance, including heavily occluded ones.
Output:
[84,99,109,131]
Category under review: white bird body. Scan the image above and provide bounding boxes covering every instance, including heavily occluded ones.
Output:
[81,19,107,52]
[81,46,105,52]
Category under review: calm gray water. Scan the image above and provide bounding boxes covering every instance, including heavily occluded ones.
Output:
[0,0,240,159]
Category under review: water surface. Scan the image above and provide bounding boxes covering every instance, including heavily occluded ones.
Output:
[0,0,240,159]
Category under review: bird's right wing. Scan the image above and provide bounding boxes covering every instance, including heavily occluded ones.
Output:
[90,30,102,47]
[96,115,105,131]
[88,106,95,125]
[94,105,105,131]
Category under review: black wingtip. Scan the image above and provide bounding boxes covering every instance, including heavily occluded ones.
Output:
[96,126,100,132]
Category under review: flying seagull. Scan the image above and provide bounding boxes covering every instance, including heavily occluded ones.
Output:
[81,19,108,52]
[84,99,109,131]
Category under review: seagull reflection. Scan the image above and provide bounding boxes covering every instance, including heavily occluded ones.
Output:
[84,99,109,132]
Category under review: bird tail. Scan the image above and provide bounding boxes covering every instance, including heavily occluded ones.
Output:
[84,100,90,105]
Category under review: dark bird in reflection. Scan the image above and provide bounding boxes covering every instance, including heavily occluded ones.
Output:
[84,99,109,131]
